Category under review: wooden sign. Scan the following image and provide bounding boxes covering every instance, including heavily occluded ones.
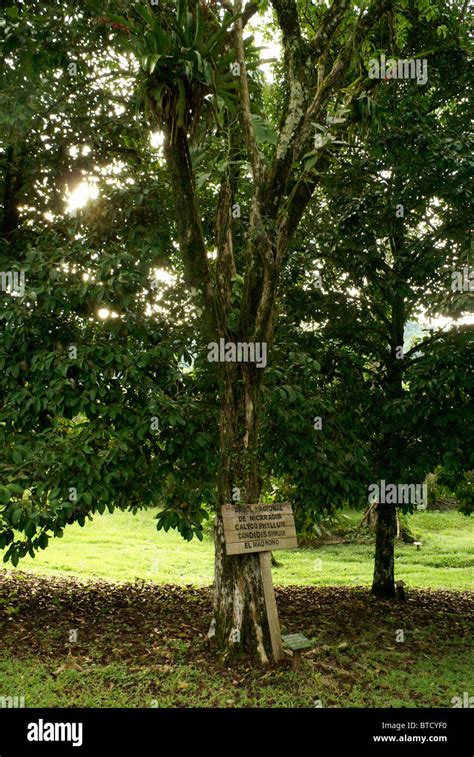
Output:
[222,502,297,664]
[222,502,297,556]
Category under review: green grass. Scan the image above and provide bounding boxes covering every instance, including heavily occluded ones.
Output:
[3,508,474,590]
[1,577,472,708]
[2,648,472,708]
[0,656,332,708]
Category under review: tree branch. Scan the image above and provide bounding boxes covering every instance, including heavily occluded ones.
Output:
[456,0,469,42]
[162,123,214,318]
[276,77,381,258]
[267,0,390,221]
[404,328,450,360]
[266,0,308,216]
[310,0,352,59]
[234,0,264,186]
[242,1,259,27]
[293,0,392,167]
[215,127,239,325]
[219,0,258,27]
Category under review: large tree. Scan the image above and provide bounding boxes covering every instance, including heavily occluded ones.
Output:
[103,0,403,660]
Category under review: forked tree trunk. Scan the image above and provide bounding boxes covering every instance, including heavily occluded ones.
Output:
[371,502,397,598]
[164,118,277,661]
[207,363,273,663]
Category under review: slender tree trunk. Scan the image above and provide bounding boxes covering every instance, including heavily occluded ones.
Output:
[211,513,271,662]
[371,502,397,598]
[362,502,401,536]
[372,216,405,597]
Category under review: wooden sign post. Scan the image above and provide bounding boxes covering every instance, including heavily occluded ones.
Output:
[222,502,297,663]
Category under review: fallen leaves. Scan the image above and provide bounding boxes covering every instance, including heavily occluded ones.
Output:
[0,569,472,709]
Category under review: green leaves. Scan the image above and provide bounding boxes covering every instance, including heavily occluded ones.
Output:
[251,114,278,146]
[156,507,205,542]
[37,532,49,550]
[148,53,162,74]
[302,150,319,171]
[202,11,241,57]
[0,486,11,505]
[10,507,22,526]
[4,6,20,20]
[114,0,243,138]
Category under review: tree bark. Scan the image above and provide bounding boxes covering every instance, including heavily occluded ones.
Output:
[163,118,276,662]
[371,502,397,598]
[207,362,273,662]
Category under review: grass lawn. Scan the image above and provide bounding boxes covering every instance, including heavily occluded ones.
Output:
[1,509,472,708]
[2,508,473,590]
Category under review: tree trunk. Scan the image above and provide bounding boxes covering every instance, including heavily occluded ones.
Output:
[371,502,397,598]
[361,502,403,538]
[163,119,279,662]
[372,235,406,598]
[207,363,273,663]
